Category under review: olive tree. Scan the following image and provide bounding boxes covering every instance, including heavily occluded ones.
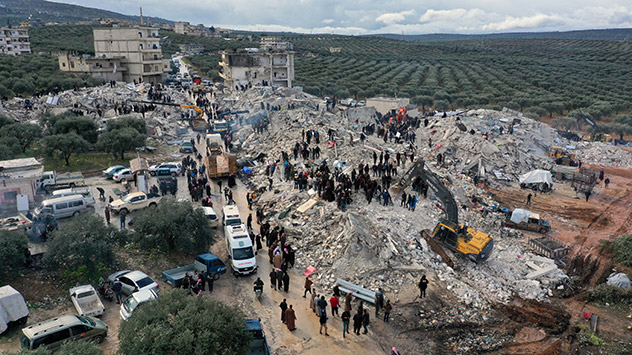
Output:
[118,291,251,355]
[0,230,29,282]
[132,199,214,253]
[44,214,117,283]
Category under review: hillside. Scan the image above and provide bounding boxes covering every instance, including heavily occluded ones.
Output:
[0,0,172,26]
[375,28,632,42]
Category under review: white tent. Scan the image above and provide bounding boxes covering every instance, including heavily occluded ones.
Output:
[519,169,553,187]
[607,273,631,289]
[0,286,29,333]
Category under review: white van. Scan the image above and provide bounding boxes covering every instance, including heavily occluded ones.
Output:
[34,195,89,219]
[199,207,218,228]
[225,224,257,275]
[52,187,95,206]
[222,205,242,229]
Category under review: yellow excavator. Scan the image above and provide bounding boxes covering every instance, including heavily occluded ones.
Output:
[131,100,207,131]
[398,158,494,262]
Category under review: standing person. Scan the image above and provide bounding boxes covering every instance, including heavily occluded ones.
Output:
[304,277,313,297]
[255,233,263,251]
[330,294,340,317]
[344,292,353,312]
[247,213,253,231]
[285,305,297,331]
[280,299,288,324]
[383,300,392,322]
[276,268,283,290]
[104,206,110,224]
[310,290,316,312]
[375,288,384,316]
[362,310,370,334]
[314,294,321,316]
[206,272,214,293]
[319,312,329,336]
[318,296,328,317]
[119,211,126,229]
[333,284,341,297]
[342,309,351,338]
[526,193,532,206]
[112,278,123,304]
[353,311,363,335]
[605,177,610,188]
[419,275,429,298]
[282,272,290,292]
[269,270,277,290]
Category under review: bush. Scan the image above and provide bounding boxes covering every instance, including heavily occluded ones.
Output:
[44,214,117,283]
[0,230,29,282]
[587,284,632,305]
[132,199,214,253]
[13,340,103,354]
[602,234,632,267]
[118,291,251,354]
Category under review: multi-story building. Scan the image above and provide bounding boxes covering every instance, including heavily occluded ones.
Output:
[93,27,169,84]
[0,27,31,56]
[219,39,294,90]
[174,21,210,37]
[58,52,126,82]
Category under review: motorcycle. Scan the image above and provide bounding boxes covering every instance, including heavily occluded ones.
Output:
[98,278,114,302]
[254,287,263,300]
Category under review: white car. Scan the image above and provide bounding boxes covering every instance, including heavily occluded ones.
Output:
[120,289,158,321]
[113,168,134,182]
[108,270,160,296]
[149,162,182,176]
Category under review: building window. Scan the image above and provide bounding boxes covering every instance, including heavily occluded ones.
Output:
[62,63,66,67]
[139,32,143,38]
[154,65,158,71]
[139,43,144,49]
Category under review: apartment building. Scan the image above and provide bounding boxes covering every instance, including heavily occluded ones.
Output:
[0,27,31,56]
[93,27,169,84]
[219,39,294,90]
[58,52,126,82]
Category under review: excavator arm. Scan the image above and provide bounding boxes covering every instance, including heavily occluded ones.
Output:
[399,158,459,224]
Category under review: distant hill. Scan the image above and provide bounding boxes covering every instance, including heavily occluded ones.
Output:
[374,28,632,42]
[0,0,173,26]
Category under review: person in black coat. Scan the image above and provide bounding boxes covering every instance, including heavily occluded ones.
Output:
[282,272,290,292]
[353,311,363,335]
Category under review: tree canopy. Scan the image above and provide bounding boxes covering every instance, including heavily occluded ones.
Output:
[0,230,29,283]
[42,132,90,166]
[118,291,251,355]
[132,199,214,253]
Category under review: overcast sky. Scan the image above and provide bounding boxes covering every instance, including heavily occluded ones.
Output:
[62,0,632,35]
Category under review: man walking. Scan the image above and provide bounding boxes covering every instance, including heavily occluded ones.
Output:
[318,296,328,317]
[112,278,123,304]
[319,312,329,336]
[342,309,351,338]
[383,300,392,322]
[419,275,429,298]
[280,299,288,324]
[303,277,313,297]
[526,193,532,206]
[285,305,297,331]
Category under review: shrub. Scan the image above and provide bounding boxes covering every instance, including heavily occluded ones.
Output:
[587,284,632,305]
[0,230,29,282]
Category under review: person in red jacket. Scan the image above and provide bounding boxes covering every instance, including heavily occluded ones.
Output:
[329,294,340,317]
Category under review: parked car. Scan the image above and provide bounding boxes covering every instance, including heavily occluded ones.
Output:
[180,142,194,153]
[20,315,107,350]
[52,187,96,206]
[102,165,126,179]
[107,270,160,296]
[120,289,157,321]
[199,206,218,228]
[113,168,134,182]
[149,162,182,176]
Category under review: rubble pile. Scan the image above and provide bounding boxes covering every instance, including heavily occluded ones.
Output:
[226,87,571,309]
[574,141,632,169]
[1,83,194,141]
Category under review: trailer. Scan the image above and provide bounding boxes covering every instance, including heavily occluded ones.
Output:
[528,236,569,265]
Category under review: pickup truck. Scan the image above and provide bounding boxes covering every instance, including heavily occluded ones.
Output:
[245,319,271,355]
[38,171,85,191]
[108,191,160,214]
[161,253,227,287]
[503,208,551,234]
[69,285,105,317]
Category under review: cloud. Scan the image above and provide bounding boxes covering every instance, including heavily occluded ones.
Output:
[419,8,488,24]
[376,9,415,24]
[482,14,565,31]
[322,18,334,24]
